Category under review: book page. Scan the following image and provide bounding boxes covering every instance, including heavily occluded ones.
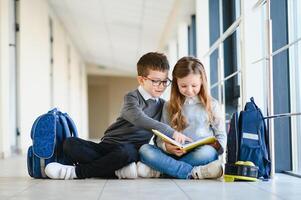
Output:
[182,136,216,151]
[152,129,216,151]
[152,129,183,148]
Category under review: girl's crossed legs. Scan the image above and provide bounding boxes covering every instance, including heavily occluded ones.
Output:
[139,144,218,179]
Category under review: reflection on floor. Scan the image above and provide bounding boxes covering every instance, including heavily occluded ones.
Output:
[1,156,301,200]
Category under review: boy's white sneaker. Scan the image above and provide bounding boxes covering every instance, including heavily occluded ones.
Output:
[137,162,160,178]
[45,162,77,180]
[115,162,138,179]
[191,160,223,179]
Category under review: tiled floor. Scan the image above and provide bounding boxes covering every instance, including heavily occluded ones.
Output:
[1,156,301,200]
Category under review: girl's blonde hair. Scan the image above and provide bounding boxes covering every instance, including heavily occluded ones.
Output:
[168,56,213,131]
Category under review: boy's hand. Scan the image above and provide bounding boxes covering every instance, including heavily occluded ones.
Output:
[172,131,193,144]
[165,142,186,157]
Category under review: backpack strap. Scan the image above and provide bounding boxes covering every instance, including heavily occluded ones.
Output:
[250,97,261,110]
[249,97,271,179]
[48,108,58,114]
[244,97,257,111]
[63,113,78,137]
[59,115,71,138]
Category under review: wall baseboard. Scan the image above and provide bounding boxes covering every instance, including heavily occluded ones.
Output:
[0,150,12,159]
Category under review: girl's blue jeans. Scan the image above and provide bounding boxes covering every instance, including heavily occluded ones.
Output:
[139,144,218,179]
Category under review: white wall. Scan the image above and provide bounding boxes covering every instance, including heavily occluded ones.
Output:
[0,0,11,158]
[19,0,51,152]
[167,39,178,69]
[177,22,189,58]
[11,0,89,154]
[196,0,210,84]
[69,47,83,134]
[80,63,89,139]
[163,39,178,100]
[52,18,69,111]
[50,12,89,139]
[240,0,266,109]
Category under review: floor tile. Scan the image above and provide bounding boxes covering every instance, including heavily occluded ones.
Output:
[174,179,283,200]
[1,156,301,200]
[99,179,189,200]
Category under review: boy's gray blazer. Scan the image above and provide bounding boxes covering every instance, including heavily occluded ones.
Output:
[101,89,174,145]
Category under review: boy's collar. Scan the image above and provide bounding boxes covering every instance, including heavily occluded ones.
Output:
[138,86,158,102]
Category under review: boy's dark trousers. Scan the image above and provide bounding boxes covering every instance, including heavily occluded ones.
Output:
[63,137,140,178]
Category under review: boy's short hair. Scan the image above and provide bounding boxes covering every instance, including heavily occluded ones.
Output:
[137,52,170,76]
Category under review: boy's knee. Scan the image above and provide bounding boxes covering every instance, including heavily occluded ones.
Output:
[63,137,77,155]
[118,144,139,163]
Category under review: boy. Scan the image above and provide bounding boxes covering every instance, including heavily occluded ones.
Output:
[45,52,190,179]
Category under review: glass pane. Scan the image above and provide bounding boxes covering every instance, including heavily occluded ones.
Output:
[210,49,219,99]
[288,0,301,175]
[223,33,239,120]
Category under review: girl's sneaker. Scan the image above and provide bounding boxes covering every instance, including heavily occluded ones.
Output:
[137,162,160,178]
[191,160,223,179]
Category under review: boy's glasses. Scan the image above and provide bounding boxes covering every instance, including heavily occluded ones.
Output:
[144,77,172,87]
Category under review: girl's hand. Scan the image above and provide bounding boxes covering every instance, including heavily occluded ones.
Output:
[172,131,193,144]
[165,142,186,157]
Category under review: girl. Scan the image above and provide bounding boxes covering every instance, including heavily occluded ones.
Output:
[138,56,227,179]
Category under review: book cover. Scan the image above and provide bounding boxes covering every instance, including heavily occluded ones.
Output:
[152,129,216,151]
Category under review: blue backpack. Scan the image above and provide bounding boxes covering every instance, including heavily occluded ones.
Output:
[27,108,78,178]
[227,97,271,179]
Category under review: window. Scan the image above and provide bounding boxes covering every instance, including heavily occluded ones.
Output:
[288,0,301,175]
[208,0,242,122]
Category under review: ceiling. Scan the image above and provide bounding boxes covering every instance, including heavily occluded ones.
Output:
[48,0,193,76]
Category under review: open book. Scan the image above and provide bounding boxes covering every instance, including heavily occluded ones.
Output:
[152,129,216,151]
